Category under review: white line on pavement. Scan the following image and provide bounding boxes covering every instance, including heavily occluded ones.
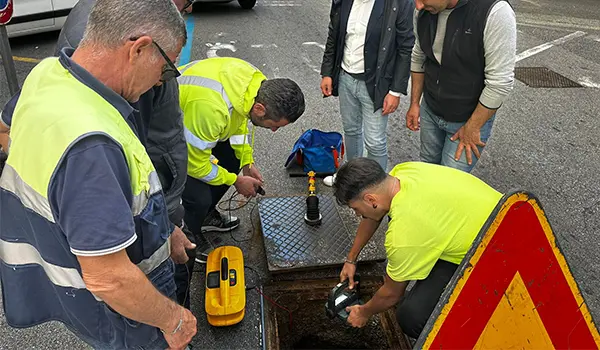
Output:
[515,31,587,62]
[520,0,541,7]
[579,77,600,89]
[251,44,278,48]
[302,42,326,50]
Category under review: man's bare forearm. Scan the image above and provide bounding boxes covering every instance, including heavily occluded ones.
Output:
[80,253,183,333]
[467,103,496,130]
[409,72,425,107]
[363,277,407,317]
[347,218,381,261]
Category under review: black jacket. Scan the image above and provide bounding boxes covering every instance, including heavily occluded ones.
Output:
[320,0,415,111]
[55,0,188,226]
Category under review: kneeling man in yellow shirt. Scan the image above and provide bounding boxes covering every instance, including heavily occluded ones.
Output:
[333,158,502,339]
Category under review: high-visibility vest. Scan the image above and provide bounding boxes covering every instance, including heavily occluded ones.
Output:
[0,56,173,347]
[178,57,266,185]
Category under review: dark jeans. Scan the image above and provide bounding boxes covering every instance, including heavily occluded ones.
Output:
[176,142,240,307]
[174,230,196,309]
[69,259,176,349]
[182,141,240,237]
[396,259,458,339]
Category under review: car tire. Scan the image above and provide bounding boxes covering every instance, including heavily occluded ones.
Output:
[238,0,256,9]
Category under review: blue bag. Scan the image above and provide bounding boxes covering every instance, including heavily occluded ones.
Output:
[285,129,344,174]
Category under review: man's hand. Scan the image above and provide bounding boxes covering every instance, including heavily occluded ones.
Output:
[346,305,369,328]
[170,226,196,264]
[382,93,400,115]
[242,164,264,182]
[340,262,357,289]
[163,307,197,350]
[320,77,333,97]
[450,121,486,165]
[406,104,420,131]
[234,175,262,198]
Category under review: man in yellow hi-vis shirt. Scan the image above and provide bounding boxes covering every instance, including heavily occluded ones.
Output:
[177,57,305,261]
[332,158,502,339]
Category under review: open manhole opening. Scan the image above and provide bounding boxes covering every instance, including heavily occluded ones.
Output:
[261,277,411,350]
[515,67,582,88]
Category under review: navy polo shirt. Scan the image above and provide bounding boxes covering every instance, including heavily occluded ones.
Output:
[2,49,154,256]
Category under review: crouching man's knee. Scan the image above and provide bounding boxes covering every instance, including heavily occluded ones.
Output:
[396,301,431,339]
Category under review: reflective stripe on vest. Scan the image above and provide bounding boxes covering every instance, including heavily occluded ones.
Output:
[0,164,54,222]
[0,239,86,289]
[229,134,249,145]
[183,126,217,151]
[1,163,162,220]
[200,163,219,182]
[0,237,171,291]
[177,75,234,115]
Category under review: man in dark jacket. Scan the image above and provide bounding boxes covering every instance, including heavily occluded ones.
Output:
[0,0,198,309]
[320,0,414,186]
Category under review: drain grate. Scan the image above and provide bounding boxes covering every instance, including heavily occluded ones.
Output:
[515,67,582,88]
[258,195,354,273]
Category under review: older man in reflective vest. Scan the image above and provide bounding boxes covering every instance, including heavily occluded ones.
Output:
[0,0,196,348]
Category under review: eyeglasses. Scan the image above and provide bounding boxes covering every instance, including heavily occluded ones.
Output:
[129,37,181,82]
[181,0,194,13]
[152,40,181,82]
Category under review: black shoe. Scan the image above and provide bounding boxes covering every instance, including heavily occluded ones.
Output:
[201,210,240,233]
[194,234,214,264]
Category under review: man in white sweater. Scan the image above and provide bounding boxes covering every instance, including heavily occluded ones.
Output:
[406,0,516,172]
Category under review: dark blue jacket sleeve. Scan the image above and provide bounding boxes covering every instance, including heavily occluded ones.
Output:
[1,91,20,128]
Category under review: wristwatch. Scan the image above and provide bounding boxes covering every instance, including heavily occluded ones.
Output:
[345,258,357,265]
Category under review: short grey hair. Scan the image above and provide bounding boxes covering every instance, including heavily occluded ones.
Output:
[80,0,187,52]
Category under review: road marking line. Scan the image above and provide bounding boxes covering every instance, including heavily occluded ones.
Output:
[579,77,600,88]
[517,13,600,31]
[521,0,541,7]
[515,31,586,62]
[251,44,278,48]
[302,42,325,50]
[178,16,195,66]
[12,56,41,63]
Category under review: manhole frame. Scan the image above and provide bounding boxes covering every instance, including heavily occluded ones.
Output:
[260,276,412,350]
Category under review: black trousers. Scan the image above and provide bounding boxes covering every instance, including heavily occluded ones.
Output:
[396,259,458,339]
[182,141,241,237]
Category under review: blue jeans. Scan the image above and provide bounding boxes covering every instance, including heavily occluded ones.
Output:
[338,70,389,170]
[419,100,495,173]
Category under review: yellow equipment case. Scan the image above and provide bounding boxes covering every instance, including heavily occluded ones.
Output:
[205,246,246,326]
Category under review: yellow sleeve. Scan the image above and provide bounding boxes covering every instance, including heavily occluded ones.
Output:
[229,120,254,168]
[183,98,237,186]
[385,245,443,282]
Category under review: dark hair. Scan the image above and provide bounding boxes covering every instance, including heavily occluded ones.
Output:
[333,158,387,206]
[255,78,305,123]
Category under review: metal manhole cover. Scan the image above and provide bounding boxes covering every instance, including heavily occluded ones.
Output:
[515,67,582,88]
[257,195,354,273]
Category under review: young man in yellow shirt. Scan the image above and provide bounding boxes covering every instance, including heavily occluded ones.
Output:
[333,157,502,339]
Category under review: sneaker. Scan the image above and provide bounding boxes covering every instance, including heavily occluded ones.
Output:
[323,174,337,187]
[194,235,214,264]
[201,210,240,233]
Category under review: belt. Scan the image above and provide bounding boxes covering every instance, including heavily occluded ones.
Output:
[343,70,365,81]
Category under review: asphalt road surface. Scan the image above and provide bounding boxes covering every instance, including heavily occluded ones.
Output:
[0,0,599,348]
